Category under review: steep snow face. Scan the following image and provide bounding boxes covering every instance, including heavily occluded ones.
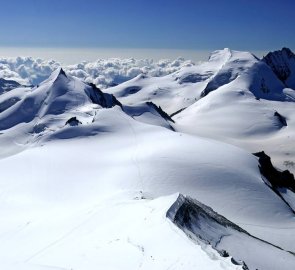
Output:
[263,48,295,88]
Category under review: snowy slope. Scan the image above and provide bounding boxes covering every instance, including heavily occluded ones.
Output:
[173,49,295,174]
[104,48,295,174]
[104,49,228,115]
[1,64,295,270]
[1,115,295,269]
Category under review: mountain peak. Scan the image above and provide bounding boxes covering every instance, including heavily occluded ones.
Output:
[46,67,68,84]
[265,47,294,59]
[208,48,232,63]
[263,48,295,87]
[58,67,67,77]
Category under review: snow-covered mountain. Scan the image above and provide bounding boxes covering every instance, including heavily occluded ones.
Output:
[263,47,295,89]
[1,49,295,270]
[106,48,295,174]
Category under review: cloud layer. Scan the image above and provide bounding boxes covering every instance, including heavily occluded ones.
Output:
[0,57,195,88]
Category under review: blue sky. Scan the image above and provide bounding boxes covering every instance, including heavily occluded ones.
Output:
[0,0,294,61]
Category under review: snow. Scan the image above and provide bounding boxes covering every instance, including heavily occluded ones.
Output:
[1,48,295,269]
[1,193,244,270]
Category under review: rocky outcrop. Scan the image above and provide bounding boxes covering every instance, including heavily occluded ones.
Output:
[65,117,82,126]
[253,151,295,192]
[86,83,122,108]
[263,48,295,88]
[166,194,294,270]
[274,111,287,127]
[146,101,175,123]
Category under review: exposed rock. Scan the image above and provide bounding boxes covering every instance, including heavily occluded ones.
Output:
[170,107,186,118]
[166,194,285,270]
[87,83,122,108]
[274,111,287,127]
[253,151,295,192]
[263,48,295,87]
[65,117,82,127]
[58,68,67,78]
[146,101,175,123]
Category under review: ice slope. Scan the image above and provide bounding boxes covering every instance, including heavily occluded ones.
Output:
[1,68,295,269]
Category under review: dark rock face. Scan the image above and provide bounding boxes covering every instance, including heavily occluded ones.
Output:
[166,195,256,270]
[274,111,287,127]
[170,107,186,118]
[65,117,82,127]
[86,83,122,108]
[167,194,295,270]
[58,68,67,78]
[263,48,295,86]
[253,151,295,192]
[146,101,175,123]
[167,195,248,238]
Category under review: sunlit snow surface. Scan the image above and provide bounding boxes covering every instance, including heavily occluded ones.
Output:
[1,49,295,270]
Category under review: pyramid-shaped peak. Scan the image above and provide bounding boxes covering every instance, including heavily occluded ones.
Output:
[35,67,70,89]
[58,67,67,77]
[54,67,67,78]
[47,67,68,82]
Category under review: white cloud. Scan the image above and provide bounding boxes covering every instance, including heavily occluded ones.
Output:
[0,56,195,88]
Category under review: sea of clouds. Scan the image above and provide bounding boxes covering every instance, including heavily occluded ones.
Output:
[0,57,195,88]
